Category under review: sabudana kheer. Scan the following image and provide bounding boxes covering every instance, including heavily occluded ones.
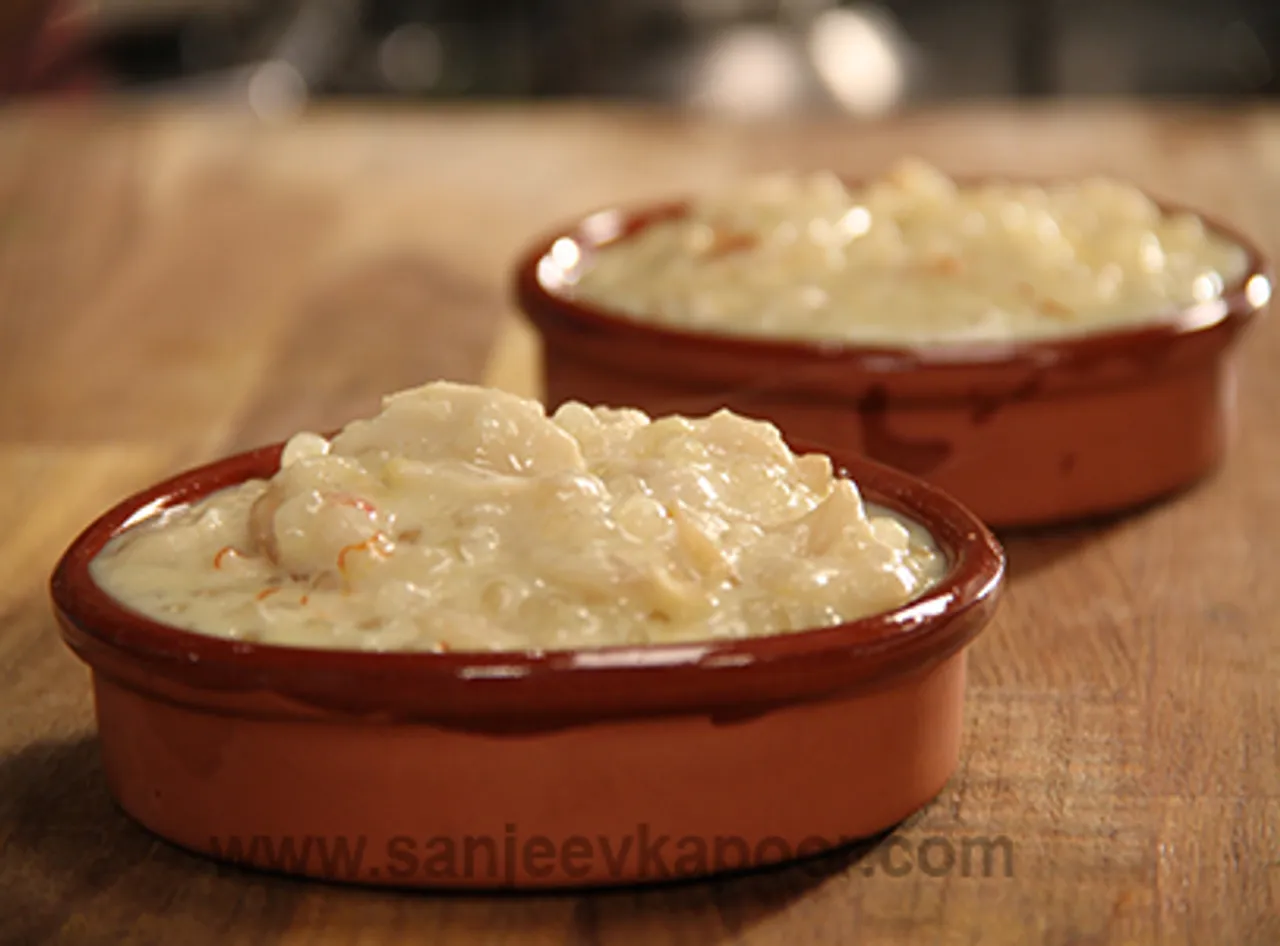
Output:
[91,382,944,652]
[562,159,1251,344]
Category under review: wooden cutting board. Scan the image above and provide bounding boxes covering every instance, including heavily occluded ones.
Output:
[2,102,1278,946]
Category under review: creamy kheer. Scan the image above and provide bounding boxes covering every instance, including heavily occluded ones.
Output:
[90,382,944,652]
[563,159,1251,344]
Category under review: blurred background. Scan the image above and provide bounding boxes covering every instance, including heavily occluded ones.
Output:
[3,0,1279,116]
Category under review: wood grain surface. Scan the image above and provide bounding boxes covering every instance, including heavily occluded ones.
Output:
[1,102,1278,946]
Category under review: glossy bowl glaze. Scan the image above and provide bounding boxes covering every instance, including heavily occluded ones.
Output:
[515,194,1272,528]
[51,439,1003,890]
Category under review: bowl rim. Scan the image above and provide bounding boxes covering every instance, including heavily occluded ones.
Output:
[512,179,1273,374]
[50,436,1004,724]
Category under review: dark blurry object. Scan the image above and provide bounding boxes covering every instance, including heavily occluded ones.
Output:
[0,0,52,90]
[86,0,355,116]
[77,0,917,112]
[527,0,916,116]
[1012,0,1054,96]
[68,0,1280,108]
[0,0,98,94]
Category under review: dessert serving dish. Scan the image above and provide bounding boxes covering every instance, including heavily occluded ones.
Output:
[50,383,1004,889]
[515,161,1273,528]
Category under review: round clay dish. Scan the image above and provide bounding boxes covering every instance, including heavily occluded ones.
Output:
[51,440,1004,889]
[514,188,1272,528]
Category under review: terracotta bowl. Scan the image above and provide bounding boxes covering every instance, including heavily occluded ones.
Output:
[514,195,1273,529]
[50,439,1004,890]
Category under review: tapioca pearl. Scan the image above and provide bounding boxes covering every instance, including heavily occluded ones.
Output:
[477,404,584,475]
[1078,178,1160,224]
[711,466,803,523]
[803,169,851,205]
[797,479,869,555]
[517,594,607,643]
[885,157,956,201]
[477,575,532,618]
[685,291,730,323]
[614,494,674,544]
[1161,212,1208,250]
[870,515,911,551]
[673,519,734,586]
[1094,263,1125,300]
[339,384,588,476]
[372,578,434,618]
[281,431,330,467]
[1191,270,1225,303]
[276,453,380,496]
[523,473,612,536]
[190,485,266,543]
[638,413,695,443]
[655,433,711,465]
[360,616,427,652]
[804,216,840,248]
[550,401,606,450]
[556,404,649,461]
[695,409,791,461]
[268,490,384,578]
[861,219,909,266]
[1042,264,1108,313]
[630,562,717,626]
[451,522,501,566]
[1002,184,1050,211]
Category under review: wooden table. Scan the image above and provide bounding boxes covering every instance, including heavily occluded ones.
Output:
[2,102,1278,945]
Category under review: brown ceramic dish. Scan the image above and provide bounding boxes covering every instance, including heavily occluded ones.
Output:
[51,439,1003,890]
[514,193,1273,529]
